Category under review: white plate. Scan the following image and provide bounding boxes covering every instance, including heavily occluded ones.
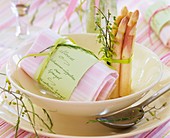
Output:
[1,65,170,138]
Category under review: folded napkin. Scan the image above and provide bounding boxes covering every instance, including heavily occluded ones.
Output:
[20,30,118,101]
[142,1,170,48]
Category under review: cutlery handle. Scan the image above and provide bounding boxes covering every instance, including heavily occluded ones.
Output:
[140,83,170,107]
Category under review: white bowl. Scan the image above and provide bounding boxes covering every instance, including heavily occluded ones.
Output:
[6,33,163,116]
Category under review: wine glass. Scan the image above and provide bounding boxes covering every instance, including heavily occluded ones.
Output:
[10,0,32,38]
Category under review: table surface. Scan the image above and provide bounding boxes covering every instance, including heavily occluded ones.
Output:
[0,0,170,138]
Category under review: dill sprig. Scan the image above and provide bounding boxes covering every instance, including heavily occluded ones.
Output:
[144,102,167,121]
[0,75,55,138]
[95,7,117,65]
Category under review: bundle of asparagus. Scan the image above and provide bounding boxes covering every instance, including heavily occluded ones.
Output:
[109,7,139,99]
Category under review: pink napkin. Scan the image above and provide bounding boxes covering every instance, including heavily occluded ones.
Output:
[20,30,118,101]
[139,1,170,48]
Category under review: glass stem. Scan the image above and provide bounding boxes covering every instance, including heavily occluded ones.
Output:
[15,3,30,38]
[16,14,30,37]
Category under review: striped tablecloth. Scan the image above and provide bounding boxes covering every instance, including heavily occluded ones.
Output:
[0,0,170,137]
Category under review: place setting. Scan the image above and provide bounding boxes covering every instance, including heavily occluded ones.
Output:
[0,0,170,138]
[1,30,170,137]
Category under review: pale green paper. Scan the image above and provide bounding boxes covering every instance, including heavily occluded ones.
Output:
[39,45,98,100]
[145,1,170,34]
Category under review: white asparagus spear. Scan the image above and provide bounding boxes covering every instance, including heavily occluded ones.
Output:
[119,10,139,97]
[109,16,129,99]
[109,6,129,99]
[112,6,128,36]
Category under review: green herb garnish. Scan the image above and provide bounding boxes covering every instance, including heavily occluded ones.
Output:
[95,7,117,65]
[0,75,55,138]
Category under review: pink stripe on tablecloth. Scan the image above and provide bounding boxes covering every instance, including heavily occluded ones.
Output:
[0,47,14,66]
[0,119,49,138]
[65,0,78,20]
[30,0,46,10]
[15,131,29,138]
[0,120,6,125]
[32,7,54,22]
[0,123,12,132]
[8,129,37,138]
[136,27,150,43]
[51,12,69,30]
[151,41,163,51]
[0,18,15,30]
[56,0,80,32]
[48,12,66,30]
[22,133,35,138]
[131,120,170,138]
[0,126,15,137]
[136,28,161,49]
[164,60,170,66]
[144,121,170,138]
[72,23,85,33]
[161,52,170,66]
[7,129,23,138]
[153,41,167,55]
[160,52,170,61]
